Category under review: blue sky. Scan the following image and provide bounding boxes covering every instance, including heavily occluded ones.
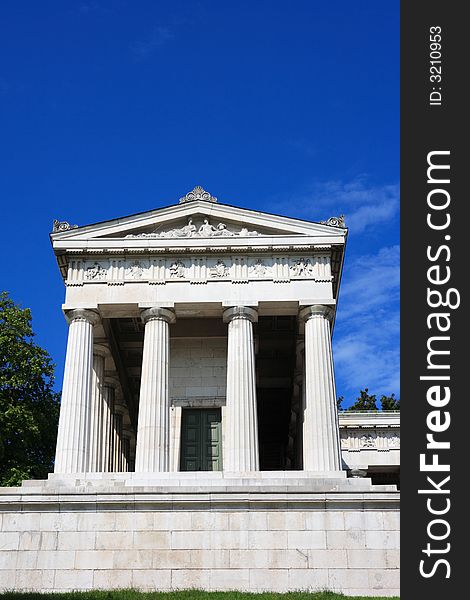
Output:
[0,1,399,405]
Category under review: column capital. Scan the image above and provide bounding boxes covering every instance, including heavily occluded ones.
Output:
[141,307,176,325]
[104,375,119,389]
[223,305,258,324]
[299,304,334,323]
[65,308,100,326]
[114,404,126,417]
[122,425,134,439]
[93,343,110,359]
[113,394,127,412]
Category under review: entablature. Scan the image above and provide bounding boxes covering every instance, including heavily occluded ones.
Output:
[61,251,335,288]
[338,412,400,454]
[51,190,348,299]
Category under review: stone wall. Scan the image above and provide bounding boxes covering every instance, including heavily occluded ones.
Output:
[0,476,399,596]
[169,337,227,400]
[168,337,227,471]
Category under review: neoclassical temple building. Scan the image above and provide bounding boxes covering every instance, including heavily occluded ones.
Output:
[52,185,349,477]
[0,187,399,595]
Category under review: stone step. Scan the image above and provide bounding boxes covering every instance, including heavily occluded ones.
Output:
[21,479,45,487]
[7,478,398,495]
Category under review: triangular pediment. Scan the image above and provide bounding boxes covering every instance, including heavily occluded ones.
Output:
[51,193,346,244]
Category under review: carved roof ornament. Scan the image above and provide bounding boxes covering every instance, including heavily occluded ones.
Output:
[52,219,78,233]
[179,185,217,204]
[320,215,346,228]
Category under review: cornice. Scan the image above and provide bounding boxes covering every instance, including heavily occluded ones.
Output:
[54,241,340,258]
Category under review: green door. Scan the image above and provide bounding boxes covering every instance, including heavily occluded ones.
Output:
[180,408,222,471]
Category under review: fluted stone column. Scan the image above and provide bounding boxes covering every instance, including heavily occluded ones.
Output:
[134,307,176,472]
[87,352,105,471]
[101,382,116,472]
[223,306,259,472]
[54,309,100,473]
[299,305,342,472]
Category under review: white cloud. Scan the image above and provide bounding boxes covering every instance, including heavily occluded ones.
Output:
[273,177,399,232]
[339,245,400,318]
[269,177,400,402]
[333,245,400,401]
[346,198,398,233]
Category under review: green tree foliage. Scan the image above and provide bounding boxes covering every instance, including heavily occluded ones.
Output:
[379,393,400,410]
[0,292,60,486]
[348,388,378,410]
[348,388,378,411]
[336,389,400,411]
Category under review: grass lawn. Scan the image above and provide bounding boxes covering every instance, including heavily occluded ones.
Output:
[0,591,399,600]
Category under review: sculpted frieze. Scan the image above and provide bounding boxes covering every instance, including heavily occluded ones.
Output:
[67,254,332,286]
[125,261,145,279]
[210,260,229,278]
[249,259,272,278]
[290,257,314,277]
[85,262,107,281]
[360,433,376,448]
[169,260,186,278]
[340,428,400,451]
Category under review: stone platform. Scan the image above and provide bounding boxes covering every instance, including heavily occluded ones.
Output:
[0,472,399,596]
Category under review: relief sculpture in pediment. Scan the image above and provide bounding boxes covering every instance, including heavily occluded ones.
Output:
[126,217,260,239]
[154,219,197,238]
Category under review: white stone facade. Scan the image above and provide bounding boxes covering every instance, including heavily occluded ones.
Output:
[1,475,399,596]
[0,188,400,594]
[49,187,351,477]
[169,337,227,400]
[339,411,400,486]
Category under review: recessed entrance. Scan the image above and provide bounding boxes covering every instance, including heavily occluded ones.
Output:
[256,315,297,470]
[180,408,223,471]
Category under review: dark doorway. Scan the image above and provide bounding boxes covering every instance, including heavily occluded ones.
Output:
[256,315,297,470]
[180,408,223,471]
